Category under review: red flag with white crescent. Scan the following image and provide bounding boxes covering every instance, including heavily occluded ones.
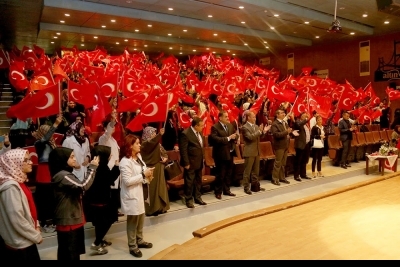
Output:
[22,146,38,165]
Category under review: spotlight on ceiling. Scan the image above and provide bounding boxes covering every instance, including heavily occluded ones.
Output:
[327,0,342,33]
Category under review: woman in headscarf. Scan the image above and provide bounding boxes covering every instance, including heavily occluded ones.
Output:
[32,114,63,233]
[83,145,120,256]
[140,126,170,216]
[0,149,43,260]
[49,147,99,261]
[62,121,91,181]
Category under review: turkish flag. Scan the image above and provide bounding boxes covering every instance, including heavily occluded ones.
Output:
[53,133,64,146]
[98,72,119,98]
[53,59,69,80]
[219,98,240,122]
[125,93,172,132]
[121,73,146,97]
[0,49,10,69]
[207,99,220,121]
[176,106,191,129]
[117,91,151,113]
[308,93,331,119]
[67,80,96,108]
[9,60,29,91]
[21,46,39,71]
[249,91,266,114]
[29,69,55,91]
[337,84,357,110]
[86,89,112,131]
[7,83,60,121]
[23,146,38,165]
[386,87,400,101]
[292,94,309,117]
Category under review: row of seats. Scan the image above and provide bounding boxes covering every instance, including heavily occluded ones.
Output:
[327,130,394,165]
[333,124,381,136]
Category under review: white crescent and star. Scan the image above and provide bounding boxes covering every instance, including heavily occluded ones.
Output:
[180,112,191,125]
[29,152,38,160]
[70,89,80,100]
[102,83,115,97]
[343,98,352,107]
[11,70,26,81]
[307,79,317,87]
[36,93,54,110]
[226,83,236,94]
[141,102,158,117]
[37,76,49,85]
[256,79,265,89]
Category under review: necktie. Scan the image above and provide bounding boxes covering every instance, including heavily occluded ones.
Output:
[197,132,203,147]
[223,124,228,132]
[282,121,287,130]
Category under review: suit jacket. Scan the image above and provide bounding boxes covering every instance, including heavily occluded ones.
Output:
[293,118,310,149]
[179,127,204,170]
[271,119,290,150]
[338,119,352,141]
[241,122,263,157]
[209,122,237,161]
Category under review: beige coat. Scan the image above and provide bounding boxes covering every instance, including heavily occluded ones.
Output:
[119,155,148,216]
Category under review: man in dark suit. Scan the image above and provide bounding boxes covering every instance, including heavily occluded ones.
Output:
[338,111,355,169]
[241,111,270,195]
[209,110,238,200]
[293,111,312,181]
[271,109,293,186]
[179,117,207,208]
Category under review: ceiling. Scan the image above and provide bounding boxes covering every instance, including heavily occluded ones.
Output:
[1,0,400,59]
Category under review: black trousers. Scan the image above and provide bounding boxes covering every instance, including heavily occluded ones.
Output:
[57,226,85,261]
[183,168,202,203]
[214,159,233,195]
[293,142,311,178]
[3,243,40,261]
[341,139,351,164]
[312,147,324,172]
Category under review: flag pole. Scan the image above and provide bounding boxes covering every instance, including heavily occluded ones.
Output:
[163,93,171,129]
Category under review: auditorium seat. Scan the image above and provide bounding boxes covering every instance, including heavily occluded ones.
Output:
[285,138,296,177]
[349,133,361,162]
[370,124,380,131]
[372,131,384,145]
[364,131,380,154]
[379,130,390,143]
[334,126,340,136]
[165,150,185,199]
[203,146,216,175]
[386,129,394,142]
[232,144,245,187]
[327,135,342,166]
[356,132,370,157]
[259,141,275,180]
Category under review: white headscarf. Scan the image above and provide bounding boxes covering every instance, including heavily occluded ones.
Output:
[0,149,28,185]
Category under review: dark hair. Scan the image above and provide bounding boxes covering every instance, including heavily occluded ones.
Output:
[120,134,140,159]
[191,116,203,127]
[275,109,285,116]
[218,110,227,119]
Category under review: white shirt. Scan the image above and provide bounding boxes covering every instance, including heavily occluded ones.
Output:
[62,136,91,181]
[98,122,120,189]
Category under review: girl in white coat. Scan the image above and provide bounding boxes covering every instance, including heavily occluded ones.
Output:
[62,121,91,181]
[119,134,154,258]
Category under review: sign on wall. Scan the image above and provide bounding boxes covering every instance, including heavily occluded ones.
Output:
[314,69,329,79]
[360,40,370,76]
[287,53,294,76]
[259,57,270,65]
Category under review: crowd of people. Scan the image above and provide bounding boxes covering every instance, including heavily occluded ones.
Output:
[0,52,399,260]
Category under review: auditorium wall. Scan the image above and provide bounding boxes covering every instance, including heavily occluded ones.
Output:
[270,31,400,122]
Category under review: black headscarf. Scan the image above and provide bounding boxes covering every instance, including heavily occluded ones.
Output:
[91,145,111,167]
[48,147,74,177]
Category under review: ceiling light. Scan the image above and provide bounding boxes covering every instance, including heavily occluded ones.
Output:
[384,21,390,24]
[208,15,213,18]
[168,8,173,11]
[206,48,209,50]
[53,36,58,39]
[363,14,368,17]
[133,48,137,50]
[241,21,245,24]
[111,19,116,22]
[316,36,320,38]
[56,32,61,35]
[101,25,106,28]
[274,14,279,17]
[148,24,152,27]
[94,36,98,39]
[116,42,119,44]
[193,50,196,52]
[60,20,65,23]
[81,44,84,46]
[227,50,230,52]
[239,6,244,9]
[270,27,275,30]
[263,41,267,43]
[179,52,183,54]
[65,14,70,16]
[144,45,148,47]
[223,40,226,43]
[244,43,248,46]
[183,29,187,32]
[213,52,216,54]
[168,33,172,36]
[305,21,309,24]
[213,33,218,36]
[265,46,269,49]
[169,47,173,49]
[126,0,132,3]
[327,0,342,33]
[232,54,236,56]
[51,42,54,44]
[124,39,128,42]
[135,29,139,32]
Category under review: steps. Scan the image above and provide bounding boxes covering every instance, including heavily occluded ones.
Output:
[0,83,13,136]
